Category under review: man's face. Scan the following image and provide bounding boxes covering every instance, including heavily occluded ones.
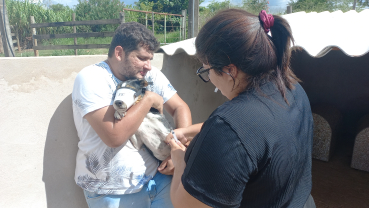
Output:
[118,46,154,80]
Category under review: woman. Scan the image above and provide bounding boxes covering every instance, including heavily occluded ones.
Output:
[166,9,315,208]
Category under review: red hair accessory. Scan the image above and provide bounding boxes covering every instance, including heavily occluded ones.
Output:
[259,10,274,33]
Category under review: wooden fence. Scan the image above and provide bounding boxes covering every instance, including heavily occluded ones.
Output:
[29,9,185,56]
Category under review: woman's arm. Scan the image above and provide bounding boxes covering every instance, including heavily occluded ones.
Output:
[167,139,211,208]
[168,123,203,145]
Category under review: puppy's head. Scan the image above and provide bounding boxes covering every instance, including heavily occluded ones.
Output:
[113,79,151,113]
[113,99,128,111]
[117,79,149,92]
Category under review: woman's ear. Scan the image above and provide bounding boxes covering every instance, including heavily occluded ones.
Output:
[227,64,238,78]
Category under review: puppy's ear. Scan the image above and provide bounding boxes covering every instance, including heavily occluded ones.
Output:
[142,80,149,87]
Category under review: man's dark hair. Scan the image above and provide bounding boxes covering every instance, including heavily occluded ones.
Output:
[108,22,160,57]
[196,9,300,103]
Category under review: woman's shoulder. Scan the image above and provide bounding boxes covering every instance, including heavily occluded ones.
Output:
[211,91,266,120]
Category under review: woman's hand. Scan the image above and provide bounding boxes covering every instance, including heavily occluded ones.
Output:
[166,133,187,168]
[166,128,188,145]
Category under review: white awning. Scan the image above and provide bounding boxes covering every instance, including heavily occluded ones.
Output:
[159,9,369,57]
[282,9,369,57]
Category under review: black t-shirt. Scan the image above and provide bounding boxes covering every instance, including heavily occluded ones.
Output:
[182,82,313,208]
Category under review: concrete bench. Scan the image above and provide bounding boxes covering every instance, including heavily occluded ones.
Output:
[311,105,342,162]
[351,114,369,172]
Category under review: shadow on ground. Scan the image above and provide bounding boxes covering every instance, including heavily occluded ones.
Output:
[43,94,88,208]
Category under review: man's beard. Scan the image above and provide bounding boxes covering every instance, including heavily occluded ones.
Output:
[122,59,140,80]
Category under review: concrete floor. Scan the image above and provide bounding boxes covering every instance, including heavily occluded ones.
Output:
[311,128,369,208]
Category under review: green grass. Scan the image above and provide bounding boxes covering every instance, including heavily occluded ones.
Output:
[155,30,182,44]
[0,31,181,57]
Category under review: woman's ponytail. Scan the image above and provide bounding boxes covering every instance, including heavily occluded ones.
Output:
[270,15,299,94]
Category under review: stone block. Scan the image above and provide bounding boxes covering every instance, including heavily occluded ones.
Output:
[312,105,342,161]
[351,114,369,172]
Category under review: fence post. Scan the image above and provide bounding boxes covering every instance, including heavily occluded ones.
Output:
[164,15,166,44]
[120,11,125,24]
[287,6,292,14]
[0,3,15,57]
[179,15,182,41]
[152,12,154,34]
[181,10,186,40]
[352,0,357,10]
[30,16,39,56]
[73,13,77,55]
[188,0,199,38]
[145,13,148,28]
[0,32,3,54]
[14,25,21,52]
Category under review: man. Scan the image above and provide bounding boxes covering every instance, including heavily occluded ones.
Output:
[72,22,192,208]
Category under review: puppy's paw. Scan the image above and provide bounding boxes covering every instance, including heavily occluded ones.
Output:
[114,110,125,120]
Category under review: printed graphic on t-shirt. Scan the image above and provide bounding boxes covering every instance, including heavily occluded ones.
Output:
[76,148,152,194]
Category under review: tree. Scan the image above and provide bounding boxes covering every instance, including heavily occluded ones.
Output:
[50,3,70,13]
[136,0,189,14]
[288,0,368,13]
[75,0,124,32]
[242,0,269,14]
[207,0,231,12]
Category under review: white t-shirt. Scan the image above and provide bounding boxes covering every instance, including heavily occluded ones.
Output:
[72,61,176,195]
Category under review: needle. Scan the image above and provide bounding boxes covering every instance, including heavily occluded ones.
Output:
[171,130,180,143]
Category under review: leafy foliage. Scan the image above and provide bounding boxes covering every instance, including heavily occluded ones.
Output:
[49,3,70,13]
[5,0,74,49]
[75,0,124,32]
[288,0,368,12]
[199,0,232,26]
[4,0,183,51]
[207,0,231,12]
[136,0,189,14]
[242,0,270,14]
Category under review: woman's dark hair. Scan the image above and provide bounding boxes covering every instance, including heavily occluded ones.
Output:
[195,9,300,103]
[108,22,160,57]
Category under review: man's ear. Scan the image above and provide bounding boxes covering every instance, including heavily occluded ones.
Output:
[114,46,125,61]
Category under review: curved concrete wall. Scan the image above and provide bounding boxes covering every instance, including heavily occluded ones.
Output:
[161,53,228,124]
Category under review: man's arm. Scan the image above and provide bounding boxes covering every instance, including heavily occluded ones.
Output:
[85,91,163,148]
[158,93,192,175]
[163,93,192,128]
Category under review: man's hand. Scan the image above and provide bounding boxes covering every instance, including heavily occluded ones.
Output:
[158,156,175,175]
[145,91,163,114]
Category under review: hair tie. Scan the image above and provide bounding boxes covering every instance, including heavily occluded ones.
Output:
[259,10,274,33]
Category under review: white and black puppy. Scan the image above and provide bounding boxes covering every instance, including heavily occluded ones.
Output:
[113,79,171,161]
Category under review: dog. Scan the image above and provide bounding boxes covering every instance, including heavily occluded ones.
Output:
[113,79,171,161]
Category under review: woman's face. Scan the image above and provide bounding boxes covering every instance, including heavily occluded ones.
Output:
[205,64,234,100]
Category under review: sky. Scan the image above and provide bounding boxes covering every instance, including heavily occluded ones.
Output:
[49,0,289,13]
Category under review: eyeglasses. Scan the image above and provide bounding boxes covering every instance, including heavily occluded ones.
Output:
[196,66,213,82]
[196,66,233,83]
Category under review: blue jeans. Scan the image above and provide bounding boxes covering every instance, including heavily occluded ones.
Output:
[83,172,174,208]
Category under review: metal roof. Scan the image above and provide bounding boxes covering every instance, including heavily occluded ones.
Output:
[159,9,369,57]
